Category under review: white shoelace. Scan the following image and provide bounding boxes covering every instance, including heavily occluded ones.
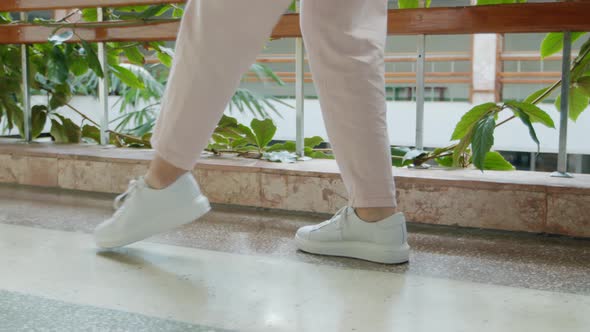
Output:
[113,178,144,210]
[315,206,349,230]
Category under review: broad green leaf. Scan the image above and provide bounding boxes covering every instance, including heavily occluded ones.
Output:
[110,65,145,89]
[524,87,550,104]
[236,124,257,146]
[31,105,47,139]
[139,5,168,18]
[81,40,104,78]
[69,56,89,76]
[451,102,497,140]
[50,119,68,143]
[471,115,496,171]
[482,151,514,171]
[81,124,101,143]
[540,32,586,59]
[504,101,555,128]
[267,141,296,152]
[435,155,454,167]
[509,105,540,151]
[555,86,590,121]
[307,150,334,159]
[218,115,239,128]
[398,0,431,8]
[576,76,590,96]
[124,47,145,65]
[47,46,68,83]
[81,9,97,22]
[250,118,277,148]
[304,136,323,149]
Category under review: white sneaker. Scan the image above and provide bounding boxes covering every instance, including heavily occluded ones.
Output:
[294,206,410,264]
[94,173,210,249]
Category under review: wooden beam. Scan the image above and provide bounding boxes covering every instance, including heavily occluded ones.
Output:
[387,2,590,35]
[2,2,590,44]
[0,0,185,11]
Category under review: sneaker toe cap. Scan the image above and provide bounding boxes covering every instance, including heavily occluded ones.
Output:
[296,225,315,240]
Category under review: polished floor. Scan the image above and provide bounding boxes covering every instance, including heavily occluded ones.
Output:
[1,184,589,332]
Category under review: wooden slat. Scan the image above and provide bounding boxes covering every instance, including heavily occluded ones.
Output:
[500,72,561,78]
[501,78,559,84]
[2,2,590,45]
[0,14,300,44]
[388,2,590,35]
[0,0,184,11]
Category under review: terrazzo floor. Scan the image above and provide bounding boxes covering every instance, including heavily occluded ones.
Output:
[1,184,589,332]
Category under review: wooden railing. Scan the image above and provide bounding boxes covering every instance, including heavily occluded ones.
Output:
[1,2,590,44]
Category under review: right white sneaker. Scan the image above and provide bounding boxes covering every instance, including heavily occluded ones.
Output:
[94,173,210,249]
[295,206,410,264]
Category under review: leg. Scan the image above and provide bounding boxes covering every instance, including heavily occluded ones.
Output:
[294,0,409,263]
[148,0,292,187]
[301,0,396,220]
[94,0,291,248]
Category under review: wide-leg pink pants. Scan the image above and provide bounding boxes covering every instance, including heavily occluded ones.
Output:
[151,0,397,208]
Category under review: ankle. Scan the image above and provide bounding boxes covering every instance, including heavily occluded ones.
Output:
[354,207,398,223]
[145,156,189,189]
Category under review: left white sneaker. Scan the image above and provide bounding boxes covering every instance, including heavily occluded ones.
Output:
[94,173,210,249]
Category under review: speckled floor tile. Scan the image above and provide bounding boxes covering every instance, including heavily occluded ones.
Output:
[0,290,230,332]
[1,223,589,332]
[1,184,589,296]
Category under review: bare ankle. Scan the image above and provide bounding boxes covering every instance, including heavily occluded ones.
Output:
[354,207,398,223]
[145,156,189,189]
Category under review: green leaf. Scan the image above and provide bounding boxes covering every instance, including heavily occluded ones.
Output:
[81,40,104,78]
[451,102,497,140]
[471,115,496,171]
[482,151,514,171]
[47,46,69,83]
[124,47,145,65]
[555,86,590,121]
[509,105,540,151]
[307,150,334,159]
[69,56,89,76]
[435,155,454,167]
[267,141,296,152]
[540,32,586,59]
[139,5,168,18]
[576,76,590,96]
[524,87,550,104]
[81,9,98,22]
[398,0,419,9]
[31,105,48,139]
[504,101,555,128]
[236,124,257,146]
[304,136,323,149]
[110,64,145,89]
[250,118,277,149]
[81,124,101,143]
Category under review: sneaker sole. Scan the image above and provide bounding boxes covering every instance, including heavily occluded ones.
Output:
[96,195,211,249]
[294,234,410,264]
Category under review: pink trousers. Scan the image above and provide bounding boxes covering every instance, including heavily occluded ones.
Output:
[151,0,397,208]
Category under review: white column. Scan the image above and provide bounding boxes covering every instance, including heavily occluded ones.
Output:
[471,34,499,104]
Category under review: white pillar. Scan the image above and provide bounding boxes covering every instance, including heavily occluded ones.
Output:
[471,34,499,104]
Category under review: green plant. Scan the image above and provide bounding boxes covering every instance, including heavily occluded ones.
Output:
[395,0,590,171]
[0,5,289,147]
[207,115,332,159]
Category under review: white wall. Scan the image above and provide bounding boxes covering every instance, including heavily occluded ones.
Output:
[28,96,590,155]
